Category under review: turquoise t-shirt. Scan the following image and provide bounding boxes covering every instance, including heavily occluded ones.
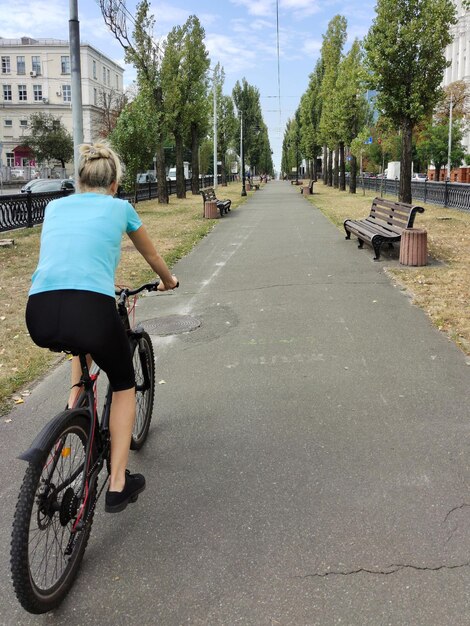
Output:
[29,192,143,298]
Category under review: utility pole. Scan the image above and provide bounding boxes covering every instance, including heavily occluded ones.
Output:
[240,112,246,196]
[213,67,217,189]
[446,92,453,182]
[69,0,84,180]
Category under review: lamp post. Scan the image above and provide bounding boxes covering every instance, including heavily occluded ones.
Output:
[69,0,83,181]
[240,112,246,196]
[212,66,217,189]
[295,136,299,185]
[446,91,453,182]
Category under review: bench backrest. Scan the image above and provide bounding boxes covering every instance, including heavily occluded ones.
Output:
[369,197,424,230]
[201,188,216,202]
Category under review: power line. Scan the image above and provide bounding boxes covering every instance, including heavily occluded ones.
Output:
[276,0,281,129]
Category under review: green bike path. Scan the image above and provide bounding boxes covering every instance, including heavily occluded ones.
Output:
[1,180,470,625]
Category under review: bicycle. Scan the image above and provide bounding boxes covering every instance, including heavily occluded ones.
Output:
[10,279,166,614]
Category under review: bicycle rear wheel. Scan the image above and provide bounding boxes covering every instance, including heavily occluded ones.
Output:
[131,331,155,450]
[11,411,98,614]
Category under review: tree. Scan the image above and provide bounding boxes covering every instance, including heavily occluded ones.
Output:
[416,120,466,180]
[299,60,323,181]
[93,87,127,138]
[110,91,158,196]
[212,64,237,185]
[364,0,457,202]
[161,15,210,198]
[232,78,264,174]
[318,15,348,187]
[334,41,371,193]
[182,16,210,195]
[101,0,169,203]
[21,113,73,168]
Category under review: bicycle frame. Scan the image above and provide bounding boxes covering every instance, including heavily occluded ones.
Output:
[18,280,161,509]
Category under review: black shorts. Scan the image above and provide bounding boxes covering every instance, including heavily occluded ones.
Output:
[26,290,135,392]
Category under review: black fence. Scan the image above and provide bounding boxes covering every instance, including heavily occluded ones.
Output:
[318,175,470,211]
[0,175,229,234]
[0,189,73,233]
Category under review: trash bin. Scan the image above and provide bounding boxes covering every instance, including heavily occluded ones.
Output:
[204,200,219,219]
[399,228,427,266]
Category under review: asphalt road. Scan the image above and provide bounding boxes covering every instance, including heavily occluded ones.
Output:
[1,181,470,625]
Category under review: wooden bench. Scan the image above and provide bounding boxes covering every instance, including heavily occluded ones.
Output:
[200,187,231,217]
[300,180,314,194]
[251,177,261,190]
[343,197,425,260]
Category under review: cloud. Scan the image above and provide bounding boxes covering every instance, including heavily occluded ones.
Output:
[205,33,257,75]
[302,38,322,57]
[0,0,68,38]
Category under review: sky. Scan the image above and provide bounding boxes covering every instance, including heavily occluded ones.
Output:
[0,0,377,173]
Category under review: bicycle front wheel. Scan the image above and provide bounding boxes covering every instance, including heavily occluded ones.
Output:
[131,331,155,450]
[11,411,98,614]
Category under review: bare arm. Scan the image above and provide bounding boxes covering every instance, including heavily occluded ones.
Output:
[127,226,178,290]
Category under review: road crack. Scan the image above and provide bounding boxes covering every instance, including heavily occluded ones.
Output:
[295,562,470,578]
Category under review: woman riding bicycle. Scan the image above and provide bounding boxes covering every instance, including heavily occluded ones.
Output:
[25,142,178,513]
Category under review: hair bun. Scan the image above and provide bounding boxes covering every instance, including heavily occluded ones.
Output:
[79,143,110,161]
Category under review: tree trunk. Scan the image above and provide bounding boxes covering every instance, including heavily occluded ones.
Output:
[333,147,339,188]
[328,150,333,187]
[339,142,345,191]
[313,157,317,182]
[175,132,186,199]
[399,118,413,203]
[435,164,442,181]
[190,123,200,195]
[323,145,328,184]
[349,154,357,194]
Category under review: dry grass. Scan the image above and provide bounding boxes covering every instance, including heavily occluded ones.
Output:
[0,182,249,414]
[306,183,470,354]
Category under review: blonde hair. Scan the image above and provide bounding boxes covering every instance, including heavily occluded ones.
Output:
[77,142,123,191]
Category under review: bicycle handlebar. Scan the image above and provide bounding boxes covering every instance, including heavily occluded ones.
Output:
[115,279,179,302]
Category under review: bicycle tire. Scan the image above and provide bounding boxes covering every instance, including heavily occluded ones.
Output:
[130,331,155,450]
[11,411,98,614]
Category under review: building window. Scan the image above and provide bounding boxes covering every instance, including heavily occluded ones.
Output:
[31,56,41,75]
[61,56,70,74]
[6,152,14,166]
[33,84,42,101]
[20,119,28,128]
[1,56,10,73]
[62,84,71,102]
[3,84,12,101]
[93,60,97,79]
[102,66,106,84]
[107,69,110,85]
[115,73,119,89]
[17,56,25,74]
[4,119,13,127]
[93,87,97,105]
[18,84,27,101]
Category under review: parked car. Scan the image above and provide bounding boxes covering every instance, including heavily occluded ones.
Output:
[20,178,49,193]
[412,173,427,181]
[23,178,75,193]
[136,173,156,183]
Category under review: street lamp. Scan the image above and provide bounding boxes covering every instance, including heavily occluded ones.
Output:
[240,112,246,196]
[446,92,453,182]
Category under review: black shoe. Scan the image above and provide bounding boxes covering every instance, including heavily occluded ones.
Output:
[105,470,146,513]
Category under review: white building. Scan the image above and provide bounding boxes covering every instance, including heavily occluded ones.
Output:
[0,36,124,173]
[443,1,470,153]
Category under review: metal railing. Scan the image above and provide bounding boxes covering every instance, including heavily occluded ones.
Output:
[0,175,231,233]
[320,175,470,211]
[0,189,73,233]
